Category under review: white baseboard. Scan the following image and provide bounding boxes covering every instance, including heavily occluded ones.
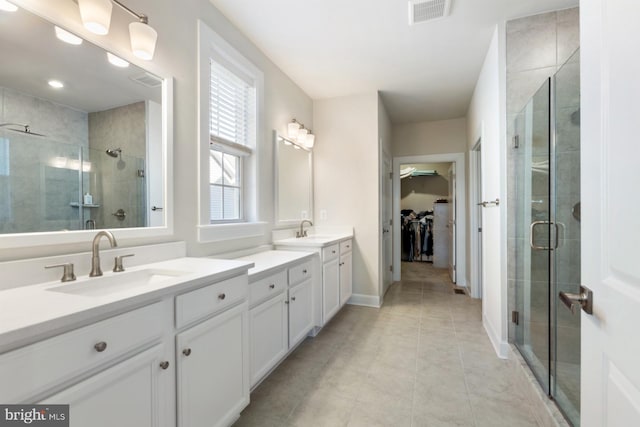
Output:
[483,313,509,359]
[348,293,381,308]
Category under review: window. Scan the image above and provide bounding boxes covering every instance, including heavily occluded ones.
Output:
[198,20,266,241]
[208,59,255,222]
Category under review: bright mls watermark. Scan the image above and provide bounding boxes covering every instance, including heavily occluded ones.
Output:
[0,405,68,426]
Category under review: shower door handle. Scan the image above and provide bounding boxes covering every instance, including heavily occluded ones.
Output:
[559,285,593,315]
[530,221,551,250]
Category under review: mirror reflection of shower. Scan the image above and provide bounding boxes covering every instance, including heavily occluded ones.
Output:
[105,148,122,158]
[0,123,47,137]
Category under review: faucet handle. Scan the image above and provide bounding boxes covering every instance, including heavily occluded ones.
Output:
[45,263,76,282]
[113,254,135,272]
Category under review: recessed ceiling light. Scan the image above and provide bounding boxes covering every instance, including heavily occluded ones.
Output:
[107,52,130,68]
[0,0,17,12]
[55,26,83,45]
[48,80,64,89]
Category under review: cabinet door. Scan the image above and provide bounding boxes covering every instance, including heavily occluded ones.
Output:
[339,251,353,306]
[249,293,288,387]
[176,302,249,427]
[42,344,170,427]
[288,278,313,348]
[322,258,340,323]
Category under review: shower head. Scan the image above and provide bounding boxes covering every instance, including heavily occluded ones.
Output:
[0,123,46,137]
[106,148,122,158]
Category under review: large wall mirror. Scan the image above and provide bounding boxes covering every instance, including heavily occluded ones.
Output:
[274,131,313,227]
[0,4,172,248]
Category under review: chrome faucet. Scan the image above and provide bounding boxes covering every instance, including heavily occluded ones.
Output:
[90,231,118,277]
[296,220,313,238]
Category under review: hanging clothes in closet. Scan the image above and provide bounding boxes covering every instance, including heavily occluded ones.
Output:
[401,210,433,262]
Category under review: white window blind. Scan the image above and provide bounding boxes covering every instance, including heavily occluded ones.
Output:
[209,59,255,155]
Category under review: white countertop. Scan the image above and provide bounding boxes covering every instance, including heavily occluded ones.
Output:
[0,257,253,353]
[233,250,316,280]
[273,233,353,248]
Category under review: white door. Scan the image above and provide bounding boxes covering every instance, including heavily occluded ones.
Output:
[339,251,353,306]
[473,144,483,299]
[249,293,288,387]
[448,163,456,283]
[176,302,249,427]
[42,345,170,427]
[322,258,340,324]
[581,1,640,425]
[382,154,393,295]
[288,278,313,347]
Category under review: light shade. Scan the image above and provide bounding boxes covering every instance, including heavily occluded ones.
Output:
[287,121,300,140]
[107,52,129,68]
[48,80,64,89]
[129,21,157,60]
[297,128,308,145]
[55,26,83,45]
[78,0,112,35]
[305,133,315,149]
[0,1,18,12]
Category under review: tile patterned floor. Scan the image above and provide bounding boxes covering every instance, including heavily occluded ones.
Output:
[234,262,541,427]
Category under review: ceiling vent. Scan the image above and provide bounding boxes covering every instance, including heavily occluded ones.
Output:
[408,0,451,25]
[129,72,163,88]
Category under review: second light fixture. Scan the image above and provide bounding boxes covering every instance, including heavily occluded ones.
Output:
[287,119,315,149]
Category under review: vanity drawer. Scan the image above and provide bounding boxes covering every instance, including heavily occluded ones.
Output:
[288,261,312,286]
[322,244,339,262]
[0,301,164,403]
[340,240,353,254]
[175,274,247,328]
[249,270,287,307]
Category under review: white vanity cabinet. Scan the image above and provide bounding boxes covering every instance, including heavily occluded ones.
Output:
[175,276,250,427]
[240,253,315,389]
[0,257,254,427]
[275,236,353,328]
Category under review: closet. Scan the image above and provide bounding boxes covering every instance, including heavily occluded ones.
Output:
[400,163,452,268]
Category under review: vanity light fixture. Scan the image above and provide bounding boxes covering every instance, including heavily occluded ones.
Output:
[48,80,64,89]
[55,26,83,45]
[107,52,129,68]
[0,0,17,12]
[286,118,315,149]
[77,0,158,60]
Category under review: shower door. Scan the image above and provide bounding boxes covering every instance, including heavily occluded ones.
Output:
[514,78,552,393]
[514,49,581,427]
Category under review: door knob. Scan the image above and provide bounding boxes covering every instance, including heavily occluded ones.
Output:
[559,285,593,315]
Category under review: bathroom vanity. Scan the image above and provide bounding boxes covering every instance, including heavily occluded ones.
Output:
[0,247,254,427]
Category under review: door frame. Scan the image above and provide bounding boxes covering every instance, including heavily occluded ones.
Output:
[392,152,466,287]
[470,140,483,299]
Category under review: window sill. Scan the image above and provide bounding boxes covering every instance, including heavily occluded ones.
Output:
[197,221,268,243]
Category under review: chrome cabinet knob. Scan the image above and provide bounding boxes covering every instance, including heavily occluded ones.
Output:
[159,361,170,370]
[94,341,107,352]
[269,284,275,289]
[183,348,192,356]
[303,269,308,274]
[291,297,296,302]
[218,293,226,300]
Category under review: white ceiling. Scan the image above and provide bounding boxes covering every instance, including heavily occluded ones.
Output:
[209,0,578,124]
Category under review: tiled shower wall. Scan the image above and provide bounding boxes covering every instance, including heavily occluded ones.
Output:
[506,8,580,342]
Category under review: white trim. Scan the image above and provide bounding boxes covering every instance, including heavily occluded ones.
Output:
[347,293,381,308]
[197,221,268,243]
[469,138,483,299]
[392,152,467,287]
[483,313,509,359]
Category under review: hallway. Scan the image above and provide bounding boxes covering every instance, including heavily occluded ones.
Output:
[235,263,540,427]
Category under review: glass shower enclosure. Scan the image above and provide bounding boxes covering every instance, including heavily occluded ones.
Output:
[514,49,581,426]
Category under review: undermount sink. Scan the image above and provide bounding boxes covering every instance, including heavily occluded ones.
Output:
[47,268,189,297]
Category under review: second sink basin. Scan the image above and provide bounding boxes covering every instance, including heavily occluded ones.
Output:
[47,268,189,297]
